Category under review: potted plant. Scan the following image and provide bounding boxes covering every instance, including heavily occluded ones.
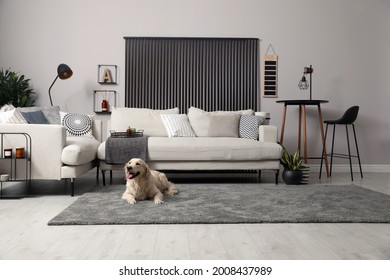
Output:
[0,68,36,107]
[280,147,303,185]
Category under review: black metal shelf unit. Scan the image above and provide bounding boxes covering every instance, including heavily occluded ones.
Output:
[0,132,32,199]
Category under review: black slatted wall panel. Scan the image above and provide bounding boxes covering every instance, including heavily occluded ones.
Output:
[124,37,260,113]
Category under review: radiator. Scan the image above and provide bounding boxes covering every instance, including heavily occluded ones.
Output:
[124,37,260,113]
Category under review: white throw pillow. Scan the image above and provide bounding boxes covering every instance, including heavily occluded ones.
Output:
[160,114,196,137]
[0,108,27,124]
[187,107,254,137]
[60,111,94,138]
[110,107,180,136]
[208,114,241,137]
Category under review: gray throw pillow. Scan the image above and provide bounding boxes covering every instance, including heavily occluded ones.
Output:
[17,106,61,124]
[20,110,49,124]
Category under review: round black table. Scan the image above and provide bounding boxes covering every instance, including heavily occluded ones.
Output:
[276,99,329,176]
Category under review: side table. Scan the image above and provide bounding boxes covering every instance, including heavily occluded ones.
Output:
[276,99,329,176]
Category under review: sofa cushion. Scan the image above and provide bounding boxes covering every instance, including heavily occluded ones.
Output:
[160,114,196,137]
[208,114,240,137]
[147,137,282,161]
[62,137,100,165]
[20,110,49,124]
[0,108,27,124]
[17,106,61,124]
[239,115,266,140]
[60,112,94,138]
[110,107,179,136]
[187,107,254,137]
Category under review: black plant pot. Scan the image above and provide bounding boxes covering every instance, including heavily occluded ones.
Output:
[282,170,303,185]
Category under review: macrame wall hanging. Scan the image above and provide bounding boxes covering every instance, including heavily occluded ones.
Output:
[262,44,278,97]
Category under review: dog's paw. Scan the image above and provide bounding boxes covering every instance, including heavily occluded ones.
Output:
[168,188,178,195]
[154,199,165,204]
[126,199,137,204]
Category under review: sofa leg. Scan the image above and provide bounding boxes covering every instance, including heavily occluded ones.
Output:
[275,169,279,185]
[110,170,113,185]
[101,170,106,186]
[96,166,99,184]
[70,178,75,196]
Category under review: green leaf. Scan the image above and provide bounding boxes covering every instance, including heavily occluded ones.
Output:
[0,68,36,107]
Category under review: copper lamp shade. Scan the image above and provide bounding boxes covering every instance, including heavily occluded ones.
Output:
[48,63,73,106]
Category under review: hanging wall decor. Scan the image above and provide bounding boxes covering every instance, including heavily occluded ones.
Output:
[98,64,118,84]
[262,44,278,97]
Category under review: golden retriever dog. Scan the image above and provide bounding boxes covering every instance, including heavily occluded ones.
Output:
[122,158,178,204]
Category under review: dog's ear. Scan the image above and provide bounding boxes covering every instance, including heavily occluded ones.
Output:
[140,159,150,171]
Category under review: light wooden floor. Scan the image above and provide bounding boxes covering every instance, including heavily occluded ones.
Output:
[0,170,389,260]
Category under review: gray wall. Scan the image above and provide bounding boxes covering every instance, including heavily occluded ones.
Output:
[1,0,390,168]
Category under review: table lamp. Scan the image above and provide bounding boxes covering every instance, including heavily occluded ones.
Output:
[298,65,313,100]
[48,63,73,106]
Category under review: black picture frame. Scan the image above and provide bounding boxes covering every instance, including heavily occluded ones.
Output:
[98,64,117,84]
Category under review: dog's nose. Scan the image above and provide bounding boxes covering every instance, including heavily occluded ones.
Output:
[127,166,132,172]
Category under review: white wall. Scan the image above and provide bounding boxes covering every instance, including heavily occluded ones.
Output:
[1,0,390,165]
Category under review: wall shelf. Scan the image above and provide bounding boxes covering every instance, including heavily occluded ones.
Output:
[98,64,118,85]
[93,90,117,114]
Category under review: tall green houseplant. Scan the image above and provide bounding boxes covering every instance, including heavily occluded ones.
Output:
[0,68,36,107]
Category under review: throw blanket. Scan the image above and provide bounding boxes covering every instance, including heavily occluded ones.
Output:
[105,136,148,164]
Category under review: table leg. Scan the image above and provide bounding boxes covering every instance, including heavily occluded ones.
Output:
[302,105,308,164]
[280,104,287,144]
[298,105,302,152]
[317,105,329,176]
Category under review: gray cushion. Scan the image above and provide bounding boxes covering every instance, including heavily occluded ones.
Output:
[17,106,61,124]
[20,110,49,124]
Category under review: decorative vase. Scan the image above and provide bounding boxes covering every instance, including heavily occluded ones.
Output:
[101,99,108,112]
[282,170,303,185]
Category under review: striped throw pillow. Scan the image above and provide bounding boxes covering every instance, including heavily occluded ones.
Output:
[239,115,266,140]
[160,114,196,137]
[0,109,27,124]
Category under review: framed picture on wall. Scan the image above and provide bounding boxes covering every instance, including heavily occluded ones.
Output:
[98,64,117,84]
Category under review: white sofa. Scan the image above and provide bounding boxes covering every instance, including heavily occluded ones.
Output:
[98,107,282,185]
[0,107,102,196]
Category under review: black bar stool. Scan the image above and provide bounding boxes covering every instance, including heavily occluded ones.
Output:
[319,106,363,180]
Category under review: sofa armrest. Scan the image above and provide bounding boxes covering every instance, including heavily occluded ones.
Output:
[259,125,278,143]
[92,119,102,142]
[0,124,66,180]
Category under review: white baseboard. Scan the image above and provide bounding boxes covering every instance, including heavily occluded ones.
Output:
[307,164,390,173]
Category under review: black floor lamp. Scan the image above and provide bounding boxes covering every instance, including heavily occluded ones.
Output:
[48,64,73,106]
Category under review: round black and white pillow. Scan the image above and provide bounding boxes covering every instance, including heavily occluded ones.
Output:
[61,113,93,136]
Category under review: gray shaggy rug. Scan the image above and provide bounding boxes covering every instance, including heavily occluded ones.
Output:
[48,184,390,225]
